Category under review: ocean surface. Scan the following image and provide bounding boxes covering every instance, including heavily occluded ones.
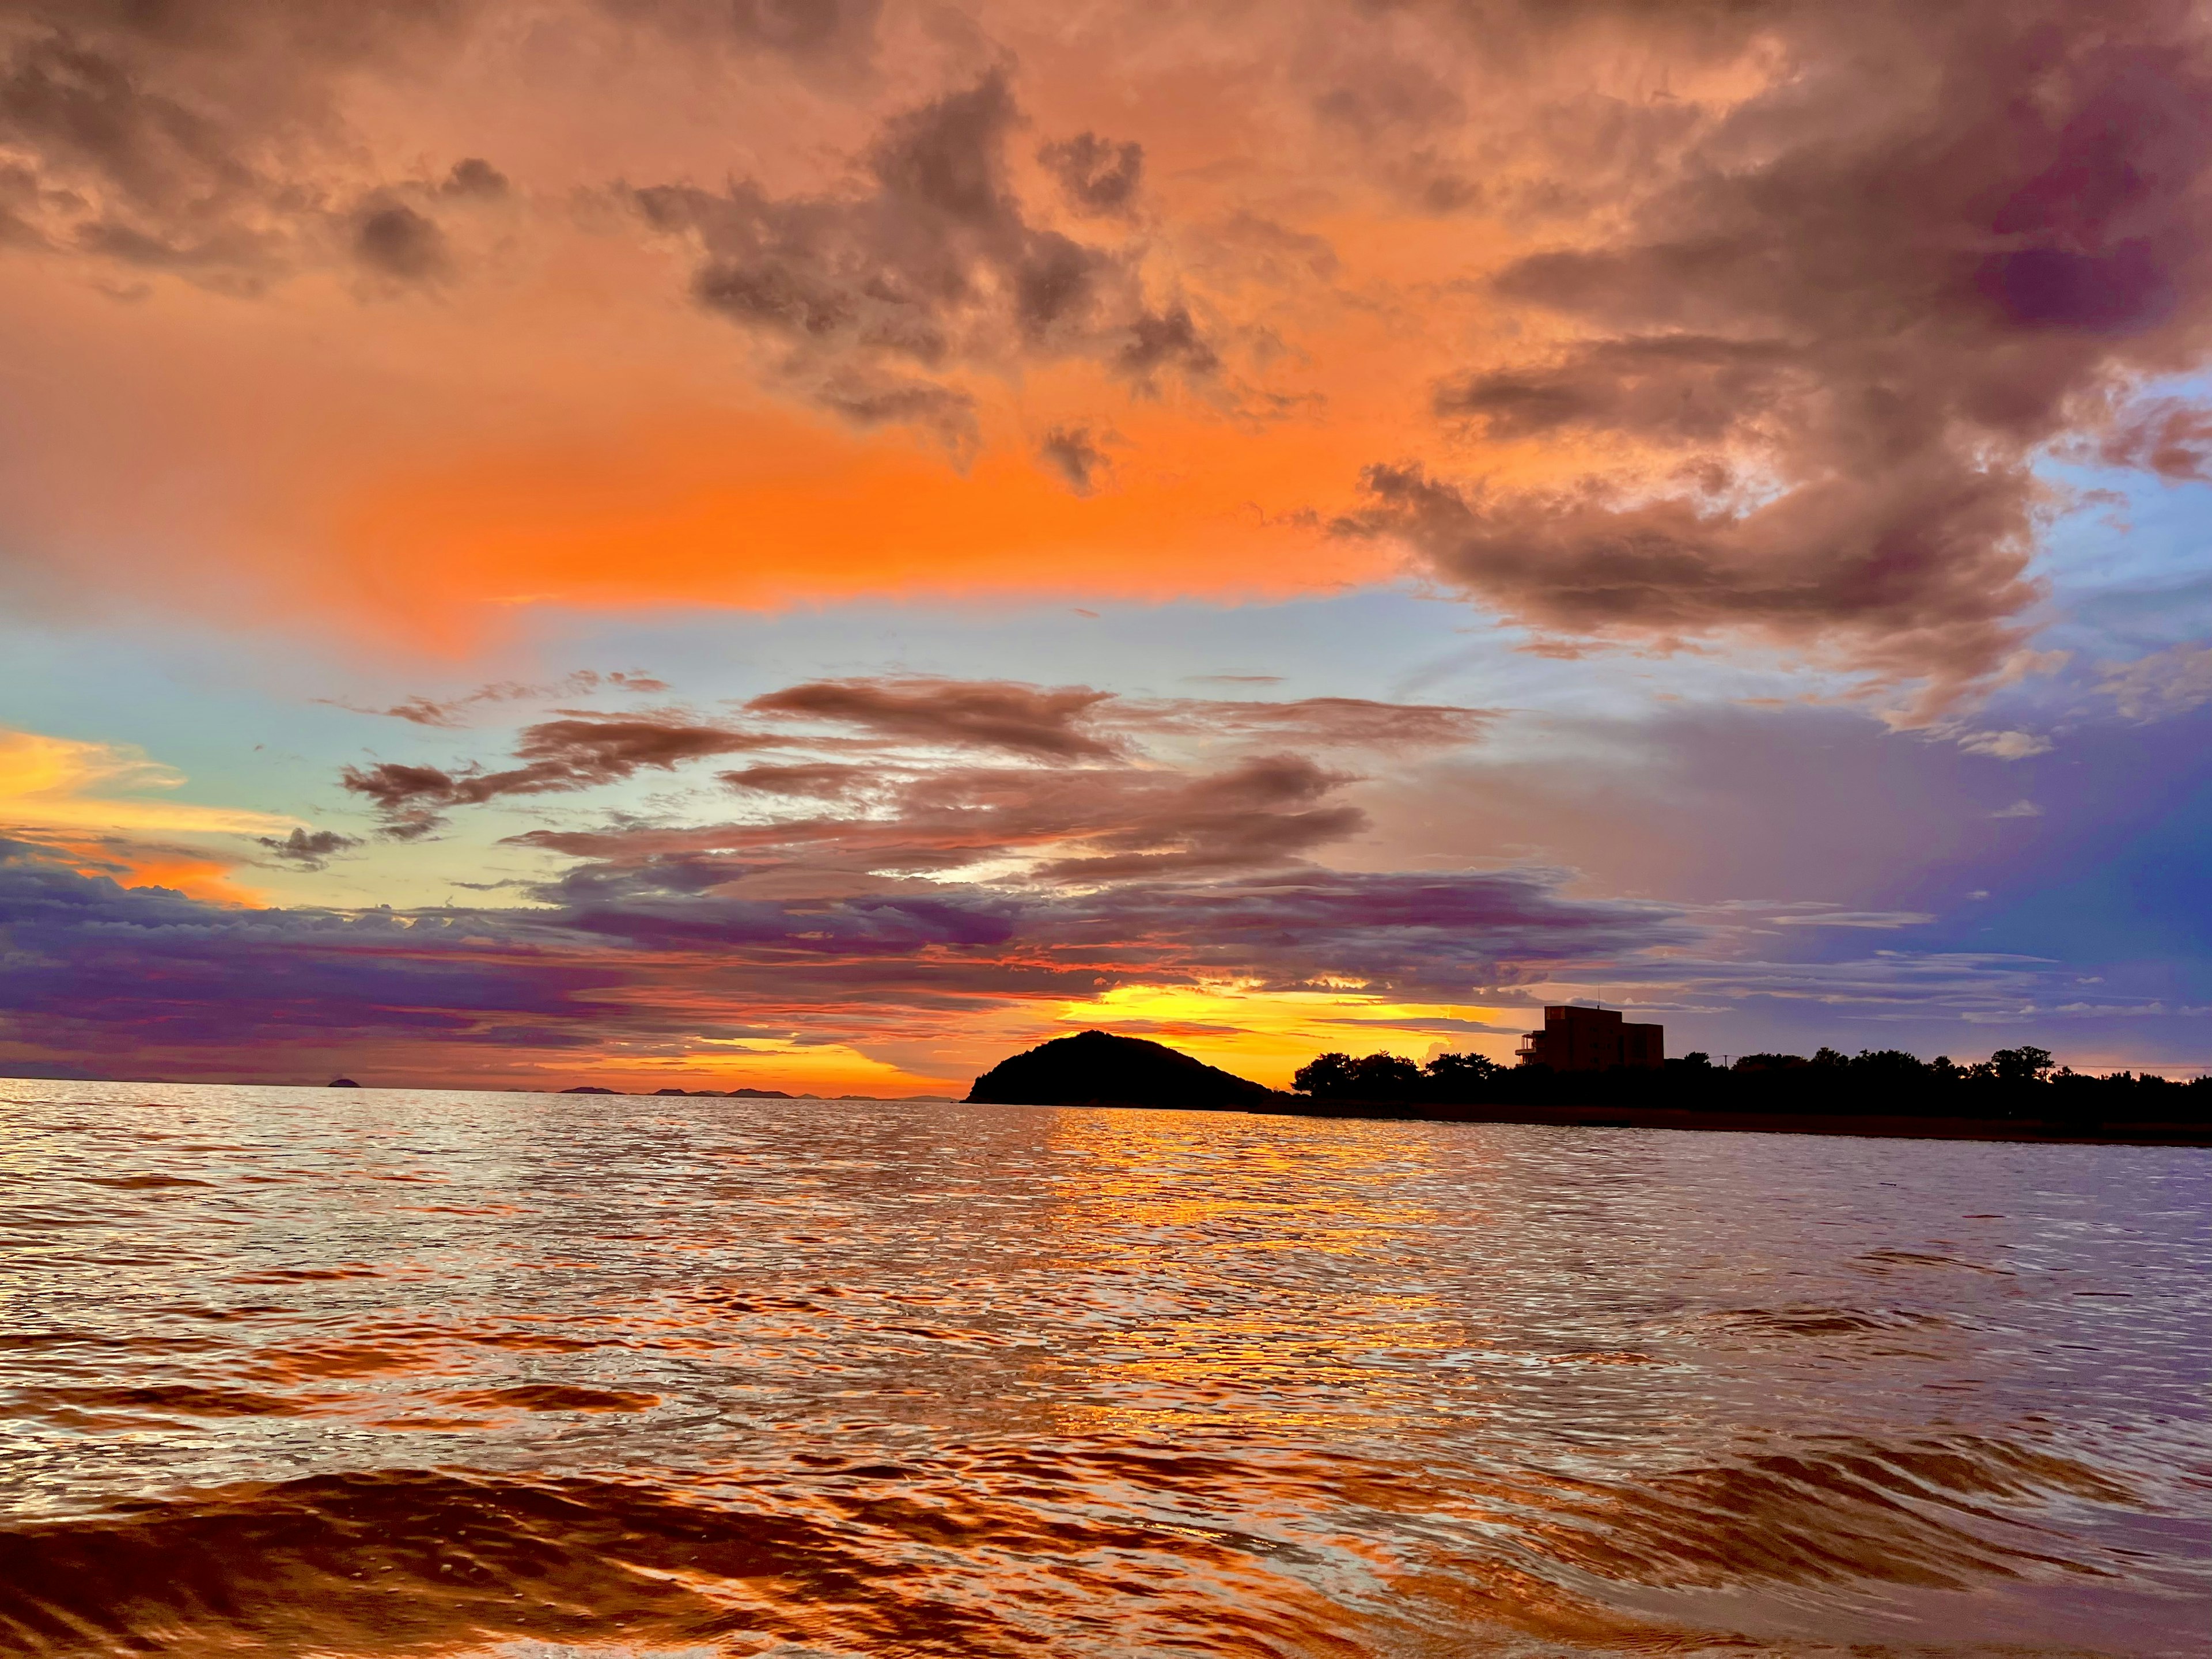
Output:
[0,1081,2206,1657]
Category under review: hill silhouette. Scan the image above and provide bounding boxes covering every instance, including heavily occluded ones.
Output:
[967,1031,1271,1108]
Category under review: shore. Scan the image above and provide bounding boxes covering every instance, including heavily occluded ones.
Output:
[1107,1093,2212,1146]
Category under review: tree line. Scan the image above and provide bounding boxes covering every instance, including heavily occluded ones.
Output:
[1292,1045,2212,1124]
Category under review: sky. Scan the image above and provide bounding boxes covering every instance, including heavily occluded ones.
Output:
[2,0,2210,1094]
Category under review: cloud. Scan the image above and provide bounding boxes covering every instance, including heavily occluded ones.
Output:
[0,1,476,289]
[1037,131,1143,216]
[1137,694,1494,751]
[631,73,1215,434]
[440,156,509,199]
[2094,397,2212,482]
[521,751,1369,882]
[1989,800,2044,819]
[0,825,262,905]
[0,831,1701,1083]
[1115,303,1218,382]
[1036,423,1111,494]
[599,0,883,68]
[0,725,297,838]
[1021,753,1366,880]
[255,827,365,869]
[1767,909,1937,929]
[351,199,448,282]
[720,762,870,800]
[327,671,671,728]
[0,835,623,1058]
[2099,642,2212,720]
[1957,729,2054,760]
[741,678,1493,761]
[745,677,1125,759]
[342,714,773,836]
[4,0,2210,664]
[1342,0,2212,715]
[1339,454,2042,725]
[0,1,904,299]
[335,677,1498,879]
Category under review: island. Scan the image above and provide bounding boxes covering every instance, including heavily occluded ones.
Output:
[967,1030,1274,1108]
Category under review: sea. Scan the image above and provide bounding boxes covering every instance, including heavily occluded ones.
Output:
[1,1078,2205,1657]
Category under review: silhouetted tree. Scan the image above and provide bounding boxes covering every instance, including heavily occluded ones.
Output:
[1348,1053,1423,1097]
[1293,1052,1360,1097]
[1425,1051,1505,1101]
[1991,1046,2055,1085]
[1733,1054,1807,1072]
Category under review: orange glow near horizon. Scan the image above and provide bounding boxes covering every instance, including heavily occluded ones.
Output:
[1053,983,1525,1088]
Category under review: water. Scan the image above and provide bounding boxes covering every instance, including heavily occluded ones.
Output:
[1,1080,2205,1657]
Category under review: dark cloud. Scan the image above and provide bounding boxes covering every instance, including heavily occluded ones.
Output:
[517,850,1694,1002]
[352,199,446,281]
[440,156,507,199]
[1434,335,1802,446]
[597,0,881,66]
[747,677,1124,759]
[523,748,1366,883]
[720,762,870,799]
[1117,304,1218,382]
[632,73,1215,432]
[342,714,771,836]
[1037,131,1142,216]
[1036,423,1110,494]
[0,830,1699,1082]
[0,2,905,293]
[1045,866,1691,997]
[1340,460,2041,717]
[255,827,363,870]
[1023,754,1364,880]
[0,25,275,282]
[1347,0,2212,717]
[332,677,1496,863]
[0,1,469,287]
[0,834,622,1059]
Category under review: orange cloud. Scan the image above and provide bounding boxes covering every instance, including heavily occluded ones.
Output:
[1,0,2205,719]
[0,728,294,903]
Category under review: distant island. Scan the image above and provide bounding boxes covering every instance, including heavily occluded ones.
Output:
[550,1085,957,1102]
[563,1085,796,1098]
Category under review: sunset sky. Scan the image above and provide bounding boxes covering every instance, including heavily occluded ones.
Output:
[3,0,2210,1093]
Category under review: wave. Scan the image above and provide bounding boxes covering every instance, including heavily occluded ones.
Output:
[0,1428,2153,1658]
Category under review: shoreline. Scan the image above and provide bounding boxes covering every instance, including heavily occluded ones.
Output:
[6,1074,2204,1145]
[1051,1093,2212,1147]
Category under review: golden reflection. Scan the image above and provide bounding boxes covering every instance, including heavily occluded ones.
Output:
[1028,1107,1492,1442]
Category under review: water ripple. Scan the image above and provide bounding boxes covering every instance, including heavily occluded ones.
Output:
[1,1081,2205,1656]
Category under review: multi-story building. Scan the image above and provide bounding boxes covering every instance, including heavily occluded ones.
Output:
[1516,1005,1664,1071]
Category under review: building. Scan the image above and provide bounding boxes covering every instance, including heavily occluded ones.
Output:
[1517,1005,1664,1071]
